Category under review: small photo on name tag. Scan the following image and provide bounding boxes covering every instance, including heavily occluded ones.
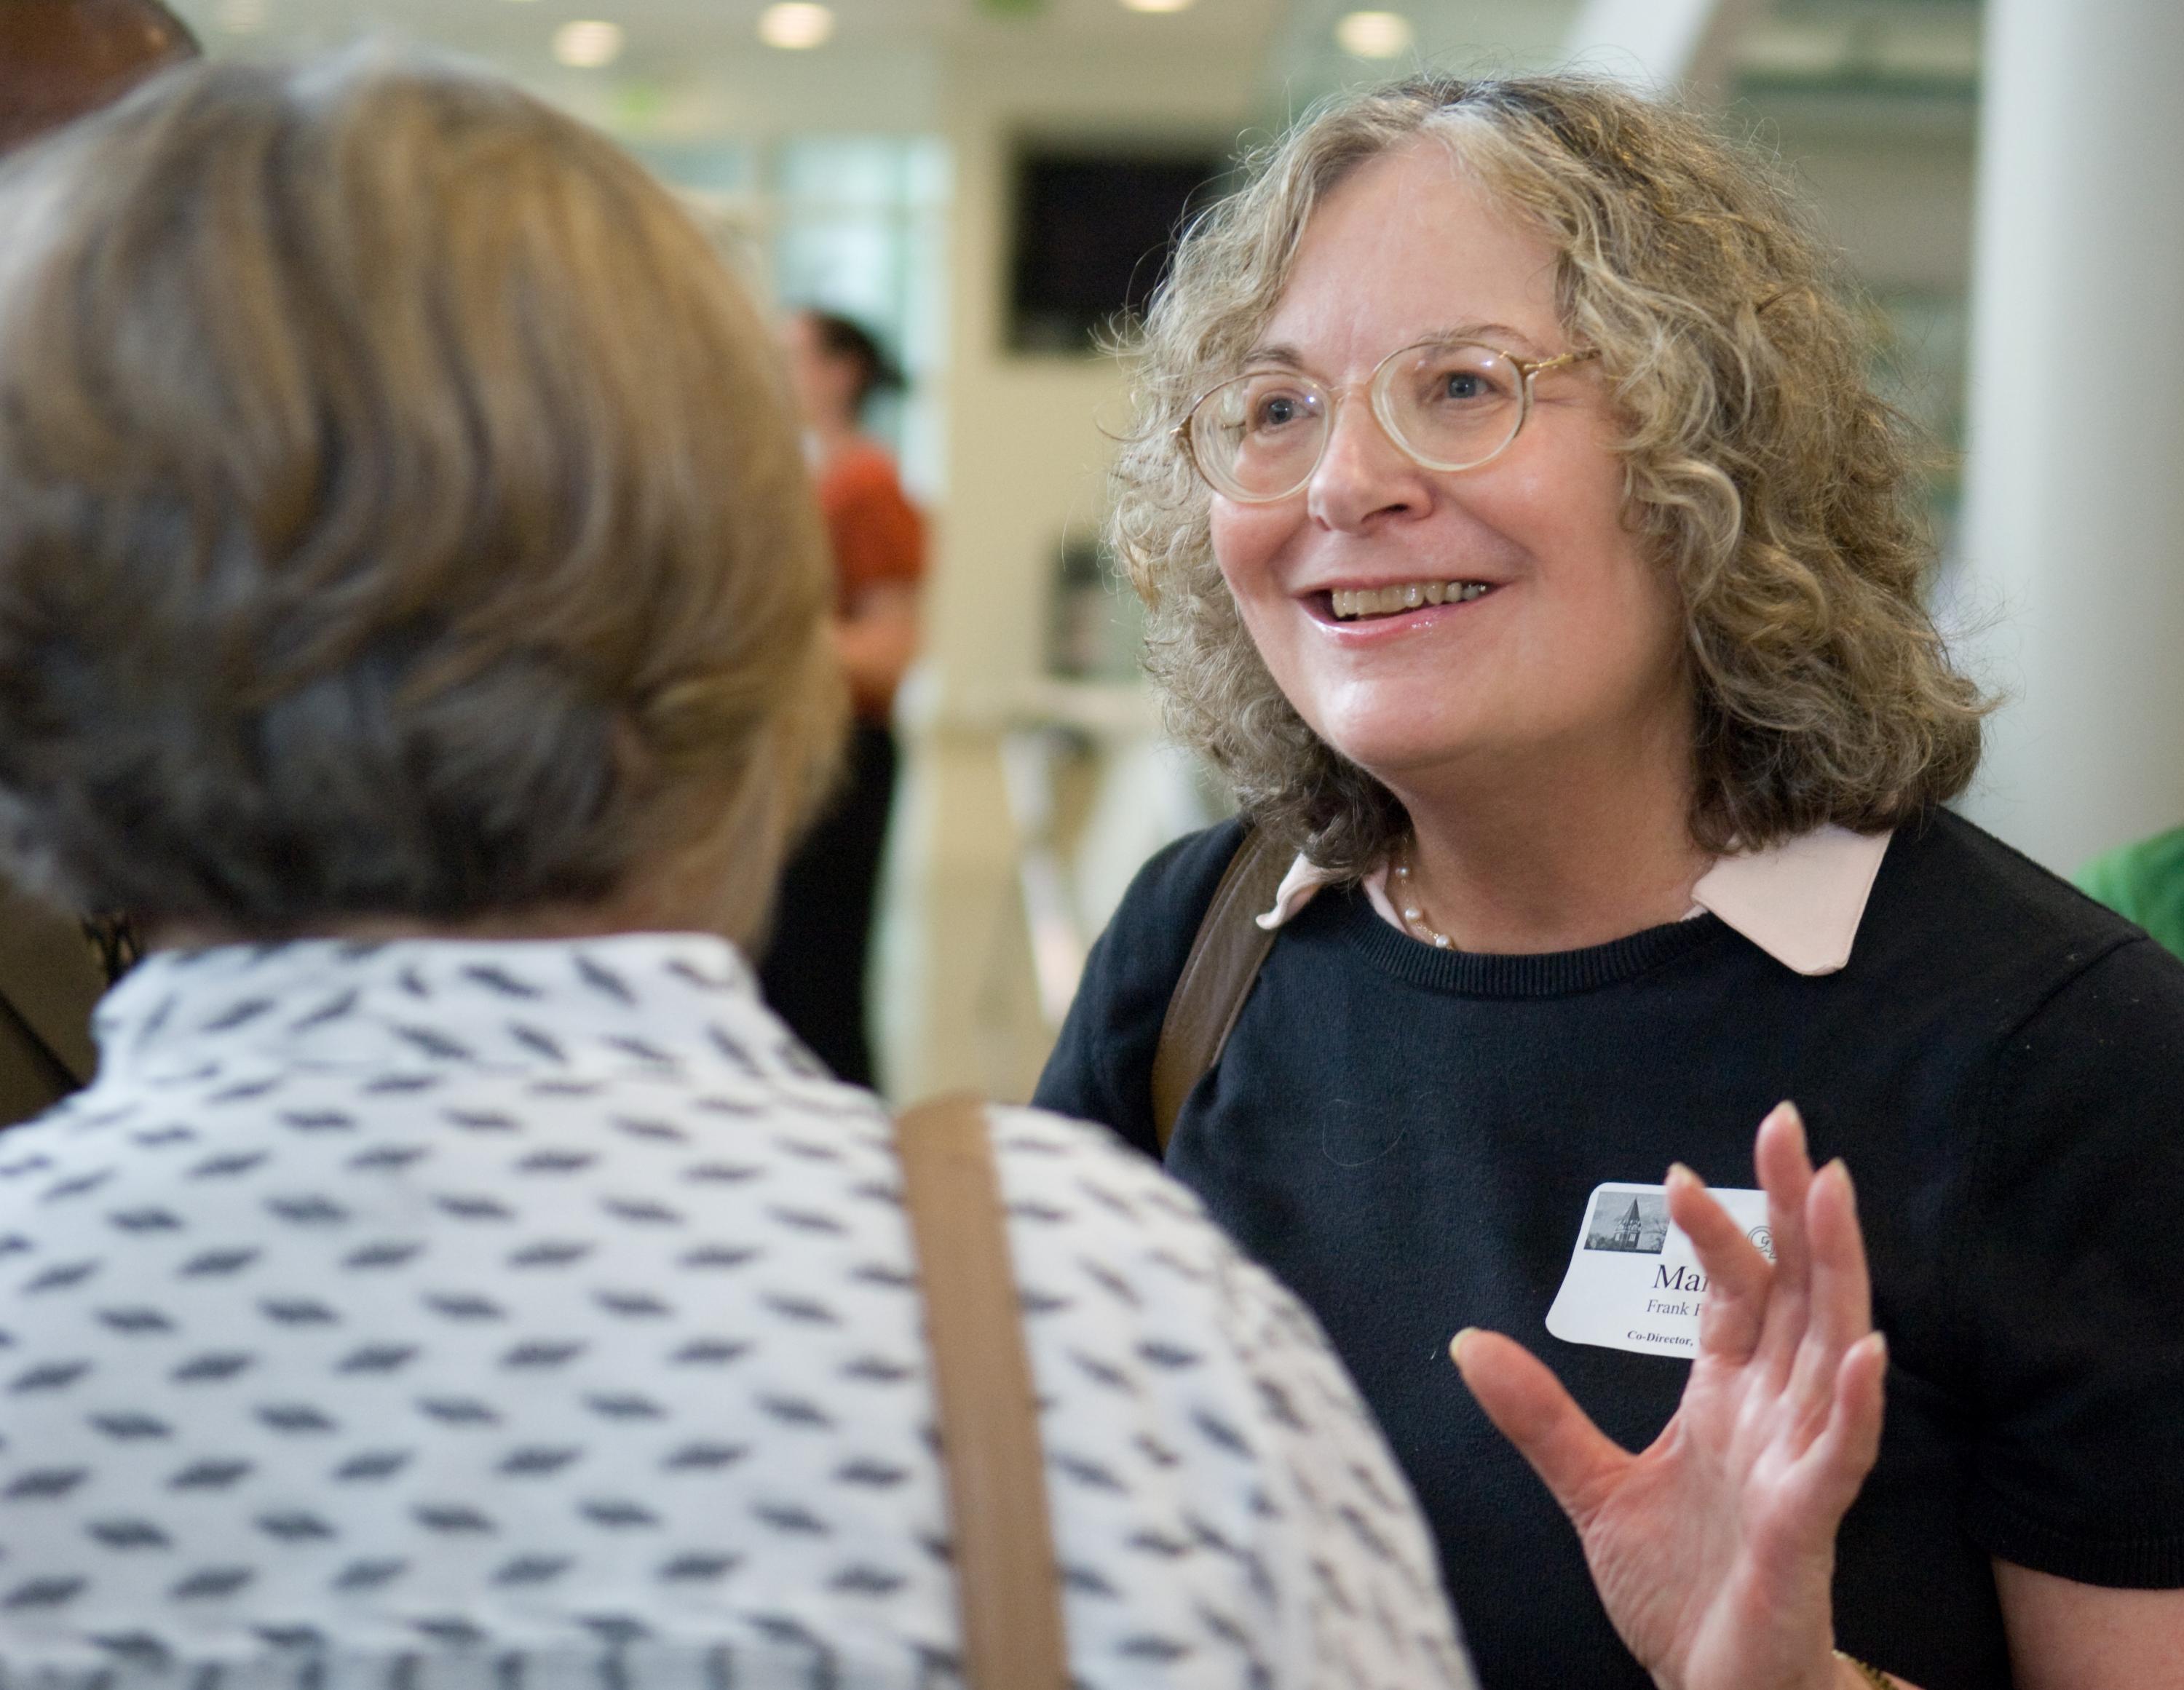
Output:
[1545,1181,1773,1360]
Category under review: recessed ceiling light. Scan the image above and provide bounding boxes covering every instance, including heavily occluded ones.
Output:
[553,19,624,66]
[759,2,836,48]
[1335,9,1413,58]
[1120,0,1195,13]
[215,0,266,33]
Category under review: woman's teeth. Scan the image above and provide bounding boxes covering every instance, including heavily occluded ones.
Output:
[1329,581,1492,619]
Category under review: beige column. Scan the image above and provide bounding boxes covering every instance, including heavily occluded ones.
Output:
[1958,0,2184,871]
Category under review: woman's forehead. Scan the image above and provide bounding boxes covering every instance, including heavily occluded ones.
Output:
[1258,142,1562,365]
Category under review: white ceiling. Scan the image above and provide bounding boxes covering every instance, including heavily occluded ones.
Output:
[160,0,1979,138]
[165,0,1294,69]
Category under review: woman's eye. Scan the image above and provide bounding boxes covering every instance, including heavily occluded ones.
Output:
[1251,391,1308,431]
[1427,364,1506,405]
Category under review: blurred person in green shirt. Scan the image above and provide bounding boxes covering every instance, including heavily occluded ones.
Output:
[2077,825,2184,959]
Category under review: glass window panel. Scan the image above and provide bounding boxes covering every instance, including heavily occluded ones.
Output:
[767,135,951,491]
[775,138,911,208]
[628,140,759,199]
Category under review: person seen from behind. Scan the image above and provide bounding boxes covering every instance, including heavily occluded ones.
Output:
[0,53,1470,1690]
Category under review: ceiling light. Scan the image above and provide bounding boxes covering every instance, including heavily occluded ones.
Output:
[759,3,836,48]
[553,19,624,66]
[1120,0,1195,12]
[1335,9,1413,58]
[215,0,266,33]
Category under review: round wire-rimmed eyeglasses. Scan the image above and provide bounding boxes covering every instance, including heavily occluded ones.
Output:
[1174,338,1601,504]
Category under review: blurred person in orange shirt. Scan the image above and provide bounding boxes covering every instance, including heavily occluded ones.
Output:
[761,309,925,1087]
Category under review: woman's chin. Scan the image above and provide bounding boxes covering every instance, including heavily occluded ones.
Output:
[1313,719,1500,787]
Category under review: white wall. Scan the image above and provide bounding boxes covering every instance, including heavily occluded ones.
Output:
[885,27,1273,1102]
[1762,101,1975,294]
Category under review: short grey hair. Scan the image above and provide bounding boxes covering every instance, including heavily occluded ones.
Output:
[0,52,844,940]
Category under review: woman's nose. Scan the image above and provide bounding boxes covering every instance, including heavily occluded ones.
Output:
[1305,396,1433,532]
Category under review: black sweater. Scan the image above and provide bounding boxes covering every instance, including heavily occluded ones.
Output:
[1035,809,2184,1690]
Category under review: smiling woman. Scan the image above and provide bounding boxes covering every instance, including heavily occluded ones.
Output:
[1118,80,1982,881]
[1037,74,2184,1690]
[1203,143,1699,917]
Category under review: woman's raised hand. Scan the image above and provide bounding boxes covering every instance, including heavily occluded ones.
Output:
[1452,1104,1889,1690]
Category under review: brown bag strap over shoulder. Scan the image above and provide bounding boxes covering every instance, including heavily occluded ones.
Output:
[1149,825,1290,1153]
[893,1093,1069,1690]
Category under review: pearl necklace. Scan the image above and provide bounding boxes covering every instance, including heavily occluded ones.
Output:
[1390,845,1457,950]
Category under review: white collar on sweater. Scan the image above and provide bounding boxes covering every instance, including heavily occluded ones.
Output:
[1254,824,1893,977]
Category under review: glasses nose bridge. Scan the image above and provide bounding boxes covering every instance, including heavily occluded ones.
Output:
[1313,370,1409,478]
[1304,370,1430,510]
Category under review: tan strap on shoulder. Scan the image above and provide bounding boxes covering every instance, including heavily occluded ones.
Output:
[893,1093,1069,1690]
[1149,825,1290,1153]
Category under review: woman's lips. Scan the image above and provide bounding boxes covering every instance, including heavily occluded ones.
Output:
[1305,580,1502,626]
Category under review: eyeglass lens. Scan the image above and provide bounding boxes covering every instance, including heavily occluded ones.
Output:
[1188,341,1529,501]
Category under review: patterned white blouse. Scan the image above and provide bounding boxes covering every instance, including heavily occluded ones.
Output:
[0,935,1472,1690]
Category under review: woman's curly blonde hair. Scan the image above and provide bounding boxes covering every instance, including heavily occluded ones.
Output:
[1110,74,1987,873]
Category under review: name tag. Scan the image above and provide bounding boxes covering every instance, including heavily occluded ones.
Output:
[1544,1181,1774,1360]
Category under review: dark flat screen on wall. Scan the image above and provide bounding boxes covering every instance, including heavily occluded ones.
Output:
[1009,149,1224,352]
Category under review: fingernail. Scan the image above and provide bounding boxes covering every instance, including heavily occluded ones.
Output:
[1448,1328,1478,1367]
[1827,1156,1857,1206]
[1666,1161,1701,1189]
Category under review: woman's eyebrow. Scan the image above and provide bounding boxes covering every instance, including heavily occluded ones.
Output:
[1238,323,1552,368]
[1435,321,1545,353]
